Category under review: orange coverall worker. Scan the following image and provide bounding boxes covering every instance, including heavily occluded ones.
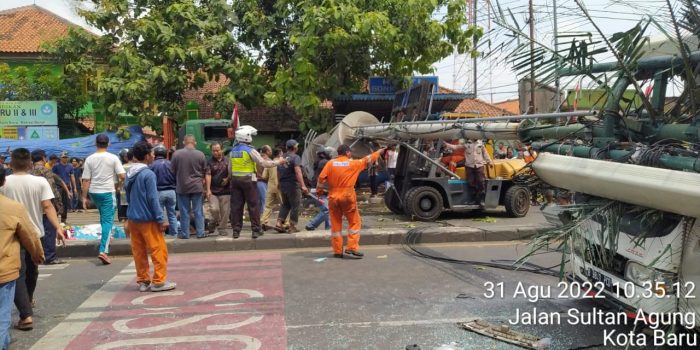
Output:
[316,149,383,256]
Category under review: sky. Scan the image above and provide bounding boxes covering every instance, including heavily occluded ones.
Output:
[1,0,679,103]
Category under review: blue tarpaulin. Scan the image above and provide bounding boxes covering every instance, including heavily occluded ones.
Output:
[0,126,144,159]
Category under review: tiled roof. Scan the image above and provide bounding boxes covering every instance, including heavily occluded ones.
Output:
[0,5,85,54]
[493,98,521,115]
[454,98,513,116]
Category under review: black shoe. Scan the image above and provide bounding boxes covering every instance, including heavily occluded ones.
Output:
[305,225,315,231]
[344,250,364,259]
[45,259,66,265]
[333,253,343,259]
[261,224,271,231]
[232,231,240,239]
[252,231,263,239]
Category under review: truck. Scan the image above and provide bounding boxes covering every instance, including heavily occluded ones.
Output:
[162,117,232,157]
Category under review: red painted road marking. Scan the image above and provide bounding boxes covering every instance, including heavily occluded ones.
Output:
[65,253,286,349]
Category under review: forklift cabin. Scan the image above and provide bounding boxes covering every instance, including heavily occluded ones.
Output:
[383,142,531,221]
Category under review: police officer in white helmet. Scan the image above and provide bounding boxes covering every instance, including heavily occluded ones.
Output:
[229,126,287,239]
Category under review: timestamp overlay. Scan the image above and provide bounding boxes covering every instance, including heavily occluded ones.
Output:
[482,280,698,348]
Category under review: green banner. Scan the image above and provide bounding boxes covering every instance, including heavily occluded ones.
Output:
[0,101,58,126]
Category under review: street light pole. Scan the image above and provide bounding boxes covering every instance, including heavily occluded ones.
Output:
[529,0,536,113]
[553,0,561,111]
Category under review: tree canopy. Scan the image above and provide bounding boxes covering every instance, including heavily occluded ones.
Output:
[53,0,481,131]
[0,63,88,121]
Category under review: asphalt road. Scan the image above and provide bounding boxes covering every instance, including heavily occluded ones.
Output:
[10,243,669,350]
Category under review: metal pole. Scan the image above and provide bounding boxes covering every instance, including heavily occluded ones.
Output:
[529,0,536,113]
[553,0,561,111]
[473,0,478,96]
[452,49,457,91]
[400,141,461,179]
[353,111,596,127]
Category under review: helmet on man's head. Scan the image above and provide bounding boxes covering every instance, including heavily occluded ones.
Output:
[154,145,167,158]
[235,125,257,143]
[119,148,129,159]
[317,146,336,159]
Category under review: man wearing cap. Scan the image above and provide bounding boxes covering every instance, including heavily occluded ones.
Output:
[82,134,126,265]
[273,140,308,234]
[317,144,385,258]
[52,152,76,222]
[229,126,286,239]
[444,139,493,205]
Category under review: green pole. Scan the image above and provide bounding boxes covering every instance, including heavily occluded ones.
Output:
[533,142,700,172]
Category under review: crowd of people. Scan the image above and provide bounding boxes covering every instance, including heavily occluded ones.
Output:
[0,125,394,347]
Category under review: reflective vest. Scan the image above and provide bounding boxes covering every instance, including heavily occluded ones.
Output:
[230,143,256,176]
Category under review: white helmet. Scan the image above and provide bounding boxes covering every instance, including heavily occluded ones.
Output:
[323,146,337,158]
[235,125,257,143]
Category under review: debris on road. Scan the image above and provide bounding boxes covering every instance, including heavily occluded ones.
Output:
[432,342,463,350]
[376,255,388,259]
[313,257,327,262]
[460,319,544,349]
[455,293,474,299]
[472,216,497,223]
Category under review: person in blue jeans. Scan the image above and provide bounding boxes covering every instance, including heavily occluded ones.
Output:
[306,147,332,231]
[82,134,126,265]
[149,145,178,236]
[256,146,272,214]
[170,135,208,239]
[305,193,330,230]
[0,166,45,342]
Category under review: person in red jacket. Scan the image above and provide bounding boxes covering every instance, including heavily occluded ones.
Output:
[316,144,386,259]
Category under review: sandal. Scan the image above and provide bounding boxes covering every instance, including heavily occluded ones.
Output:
[15,319,33,331]
[273,225,288,233]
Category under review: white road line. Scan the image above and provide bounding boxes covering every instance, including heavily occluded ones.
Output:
[37,274,52,280]
[39,264,70,270]
[286,317,481,330]
[30,265,133,350]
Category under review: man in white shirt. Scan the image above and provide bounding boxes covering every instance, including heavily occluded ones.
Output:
[0,148,64,331]
[81,134,126,265]
[385,144,398,188]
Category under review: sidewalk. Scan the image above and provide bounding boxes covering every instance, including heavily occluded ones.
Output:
[59,200,552,258]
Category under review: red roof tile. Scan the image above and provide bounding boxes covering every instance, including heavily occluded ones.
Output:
[0,5,86,54]
[493,98,521,115]
[454,98,513,116]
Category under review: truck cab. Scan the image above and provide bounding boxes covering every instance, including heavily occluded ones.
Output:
[168,119,232,157]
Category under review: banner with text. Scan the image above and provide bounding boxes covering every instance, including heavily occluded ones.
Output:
[0,101,58,126]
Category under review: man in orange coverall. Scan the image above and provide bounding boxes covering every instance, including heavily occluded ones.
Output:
[316,144,386,259]
[440,140,466,173]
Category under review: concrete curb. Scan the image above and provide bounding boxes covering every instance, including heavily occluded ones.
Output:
[58,225,545,258]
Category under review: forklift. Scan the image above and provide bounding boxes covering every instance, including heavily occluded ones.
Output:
[382,140,531,221]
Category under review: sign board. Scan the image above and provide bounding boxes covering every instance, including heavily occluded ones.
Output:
[0,126,59,140]
[368,76,439,94]
[0,101,58,126]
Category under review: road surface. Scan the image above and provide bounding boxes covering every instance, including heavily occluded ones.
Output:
[11,243,668,349]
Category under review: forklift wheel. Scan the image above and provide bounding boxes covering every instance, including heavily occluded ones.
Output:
[404,186,443,221]
[383,188,404,215]
[504,185,530,218]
